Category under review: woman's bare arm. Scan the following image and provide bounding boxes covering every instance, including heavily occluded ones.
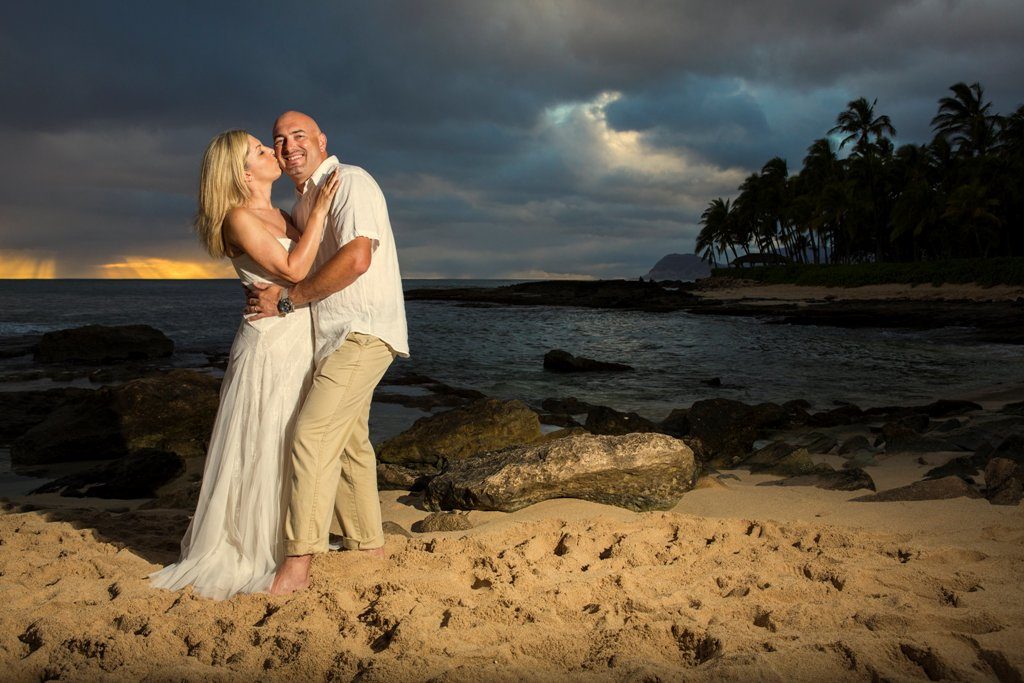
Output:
[223,171,339,284]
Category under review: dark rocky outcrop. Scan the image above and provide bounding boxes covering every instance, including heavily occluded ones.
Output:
[584,406,658,436]
[684,399,789,466]
[34,324,173,364]
[992,434,1024,463]
[924,456,980,482]
[659,409,690,438]
[377,399,541,467]
[853,476,983,502]
[423,433,698,513]
[838,435,872,455]
[543,350,633,373]
[32,448,185,499]
[541,397,594,415]
[405,281,1024,343]
[0,334,41,359]
[11,370,220,466]
[808,405,864,428]
[921,399,983,418]
[537,413,580,428]
[797,433,839,454]
[0,387,95,443]
[747,445,823,477]
[880,423,963,453]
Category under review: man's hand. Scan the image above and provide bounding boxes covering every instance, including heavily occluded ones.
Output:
[244,282,284,320]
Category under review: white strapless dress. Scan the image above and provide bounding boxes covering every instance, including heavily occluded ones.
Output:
[150,238,314,599]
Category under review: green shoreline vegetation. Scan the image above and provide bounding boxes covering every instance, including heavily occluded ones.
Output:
[710,258,1024,288]
[695,82,1024,270]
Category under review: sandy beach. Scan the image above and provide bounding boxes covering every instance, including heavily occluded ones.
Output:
[2,442,1022,681]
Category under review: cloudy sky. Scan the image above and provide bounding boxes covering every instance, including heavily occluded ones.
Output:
[1,0,1022,279]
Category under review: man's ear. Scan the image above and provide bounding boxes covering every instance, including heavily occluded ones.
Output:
[319,133,327,154]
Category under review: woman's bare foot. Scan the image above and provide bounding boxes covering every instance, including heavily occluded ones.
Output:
[269,555,312,595]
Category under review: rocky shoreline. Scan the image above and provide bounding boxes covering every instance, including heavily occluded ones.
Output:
[406,279,1024,344]
[4,324,1020,514]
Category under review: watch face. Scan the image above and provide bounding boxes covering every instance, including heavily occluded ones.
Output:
[278,298,294,314]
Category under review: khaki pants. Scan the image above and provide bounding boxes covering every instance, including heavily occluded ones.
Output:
[284,332,394,556]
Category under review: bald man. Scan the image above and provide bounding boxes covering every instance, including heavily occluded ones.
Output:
[248,111,409,594]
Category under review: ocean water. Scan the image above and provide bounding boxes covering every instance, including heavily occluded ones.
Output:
[1,279,1022,424]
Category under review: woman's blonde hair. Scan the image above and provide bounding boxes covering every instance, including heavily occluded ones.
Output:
[194,129,251,258]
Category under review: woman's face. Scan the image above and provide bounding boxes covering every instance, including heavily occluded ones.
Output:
[245,135,282,184]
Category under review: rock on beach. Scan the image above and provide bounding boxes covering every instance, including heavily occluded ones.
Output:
[424,432,699,512]
[34,324,174,364]
[377,398,542,467]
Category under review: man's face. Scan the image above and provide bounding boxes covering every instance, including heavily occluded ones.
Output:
[272,111,328,186]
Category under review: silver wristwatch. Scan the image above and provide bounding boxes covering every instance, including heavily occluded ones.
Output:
[277,289,295,315]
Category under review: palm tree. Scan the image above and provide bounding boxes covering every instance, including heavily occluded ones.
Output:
[931,82,1001,157]
[829,97,897,157]
[890,144,941,259]
[943,182,1002,257]
[698,198,738,264]
[829,98,899,260]
[758,157,797,260]
[796,138,843,263]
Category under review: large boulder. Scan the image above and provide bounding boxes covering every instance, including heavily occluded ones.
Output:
[377,399,541,467]
[423,433,698,513]
[34,324,174,364]
[11,370,220,466]
[543,350,633,373]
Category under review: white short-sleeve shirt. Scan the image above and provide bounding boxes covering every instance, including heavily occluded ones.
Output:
[292,156,409,365]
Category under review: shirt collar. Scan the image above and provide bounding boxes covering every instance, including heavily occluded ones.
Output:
[298,155,340,196]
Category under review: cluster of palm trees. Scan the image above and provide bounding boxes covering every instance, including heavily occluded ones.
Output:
[696,82,1024,266]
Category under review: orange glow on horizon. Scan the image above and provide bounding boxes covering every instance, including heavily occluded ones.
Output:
[96,257,236,279]
[0,251,57,278]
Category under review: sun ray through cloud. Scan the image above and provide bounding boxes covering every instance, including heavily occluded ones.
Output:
[0,251,58,279]
[95,258,235,279]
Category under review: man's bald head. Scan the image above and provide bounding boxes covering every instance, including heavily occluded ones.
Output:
[273,111,329,186]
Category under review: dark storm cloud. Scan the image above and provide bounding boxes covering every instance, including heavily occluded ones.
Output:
[0,0,1022,277]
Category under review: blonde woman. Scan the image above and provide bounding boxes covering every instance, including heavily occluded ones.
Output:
[150,130,339,599]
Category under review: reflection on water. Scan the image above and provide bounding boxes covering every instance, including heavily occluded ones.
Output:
[1,280,1022,424]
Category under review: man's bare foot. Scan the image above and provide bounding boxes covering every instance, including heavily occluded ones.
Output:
[269,554,312,595]
[360,546,385,558]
